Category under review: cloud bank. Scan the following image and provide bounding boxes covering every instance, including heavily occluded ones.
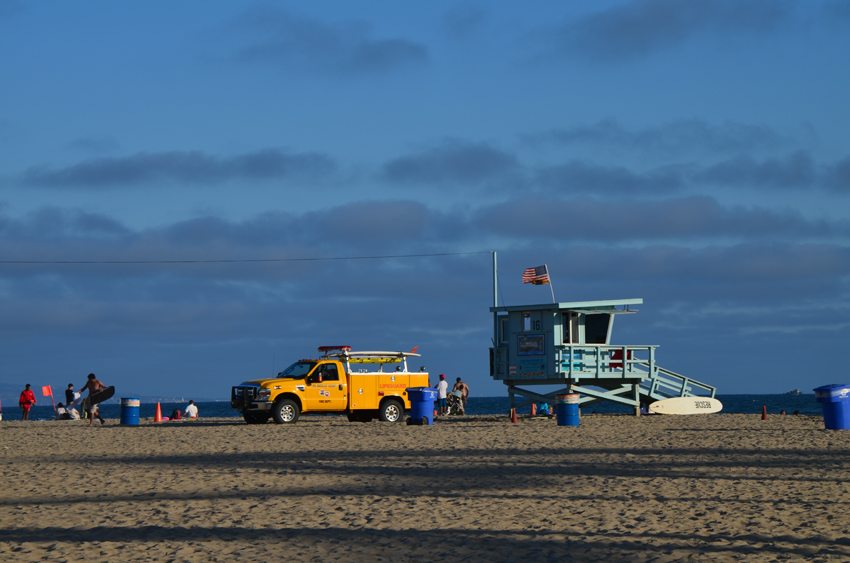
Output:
[23,149,336,189]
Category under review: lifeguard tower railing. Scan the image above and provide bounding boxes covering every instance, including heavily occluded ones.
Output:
[492,343,716,411]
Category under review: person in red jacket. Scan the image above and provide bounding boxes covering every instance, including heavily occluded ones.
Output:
[19,384,36,420]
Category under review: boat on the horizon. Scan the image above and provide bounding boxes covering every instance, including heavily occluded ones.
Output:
[785,388,803,395]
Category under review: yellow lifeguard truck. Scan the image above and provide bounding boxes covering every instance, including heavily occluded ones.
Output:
[231,346,430,424]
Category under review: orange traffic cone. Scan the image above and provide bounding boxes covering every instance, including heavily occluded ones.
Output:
[761,406,767,421]
[510,408,518,423]
[154,402,162,422]
[531,403,537,416]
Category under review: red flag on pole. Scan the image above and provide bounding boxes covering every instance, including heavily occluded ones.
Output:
[42,385,56,409]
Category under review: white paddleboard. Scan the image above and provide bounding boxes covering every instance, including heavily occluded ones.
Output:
[649,397,722,415]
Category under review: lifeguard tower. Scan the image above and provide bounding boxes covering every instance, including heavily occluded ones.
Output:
[488,258,716,414]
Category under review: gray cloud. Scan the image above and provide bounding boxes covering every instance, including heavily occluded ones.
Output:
[506,243,850,293]
[535,118,788,156]
[825,155,850,192]
[443,5,487,39]
[546,0,792,63]
[382,141,520,186]
[537,160,686,195]
[235,8,428,73]
[0,207,130,240]
[23,149,336,189]
[2,197,846,280]
[474,196,843,242]
[696,151,816,188]
[161,201,429,248]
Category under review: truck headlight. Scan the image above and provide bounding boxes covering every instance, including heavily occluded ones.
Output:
[258,389,271,401]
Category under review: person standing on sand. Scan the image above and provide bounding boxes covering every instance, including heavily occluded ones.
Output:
[435,374,448,416]
[453,377,470,409]
[79,373,107,427]
[19,384,36,420]
[65,383,75,405]
[184,400,199,419]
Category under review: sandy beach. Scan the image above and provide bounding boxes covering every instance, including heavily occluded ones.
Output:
[1,412,848,562]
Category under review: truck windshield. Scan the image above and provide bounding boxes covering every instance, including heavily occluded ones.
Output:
[278,362,316,379]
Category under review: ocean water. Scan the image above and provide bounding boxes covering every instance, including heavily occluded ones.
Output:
[5,394,823,422]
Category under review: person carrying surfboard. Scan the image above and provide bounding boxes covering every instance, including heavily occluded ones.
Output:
[79,373,109,426]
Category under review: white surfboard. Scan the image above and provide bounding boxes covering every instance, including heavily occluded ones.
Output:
[649,397,723,415]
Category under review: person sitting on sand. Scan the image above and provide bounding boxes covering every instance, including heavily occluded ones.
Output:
[184,400,199,419]
[19,384,36,421]
[79,374,107,427]
[55,402,70,420]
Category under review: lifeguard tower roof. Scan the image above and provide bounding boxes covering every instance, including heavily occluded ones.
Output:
[490,298,642,314]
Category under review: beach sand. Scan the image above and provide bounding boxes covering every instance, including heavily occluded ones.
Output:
[1,412,848,562]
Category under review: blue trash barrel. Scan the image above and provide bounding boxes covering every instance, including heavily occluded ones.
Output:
[406,387,438,426]
[556,394,580,427]
[814,384,850,430]
[120,398,140,426]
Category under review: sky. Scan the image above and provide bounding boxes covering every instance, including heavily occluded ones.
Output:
[1,0,849,401]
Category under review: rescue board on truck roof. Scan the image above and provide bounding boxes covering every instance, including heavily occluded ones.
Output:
[231,346,429,425]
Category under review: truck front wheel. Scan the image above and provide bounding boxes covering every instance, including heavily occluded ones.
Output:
[272,399,300,424]
[379,399,404,423]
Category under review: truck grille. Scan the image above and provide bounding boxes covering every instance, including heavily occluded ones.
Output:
[231,385,259,409]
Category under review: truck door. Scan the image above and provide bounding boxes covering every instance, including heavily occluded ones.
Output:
[304,362,347,411]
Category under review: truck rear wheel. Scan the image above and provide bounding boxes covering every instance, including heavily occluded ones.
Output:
[272,399,300,424]
[243,413,270,424]
[379,399,404,423]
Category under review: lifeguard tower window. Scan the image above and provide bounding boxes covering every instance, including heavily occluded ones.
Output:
[522,313,541,332]
[562,312,579,344]
[585,314,611,344]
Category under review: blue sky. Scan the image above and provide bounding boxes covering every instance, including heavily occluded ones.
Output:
[1,0,849,400]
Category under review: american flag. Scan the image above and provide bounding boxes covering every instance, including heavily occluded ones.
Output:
[522,265,550,285]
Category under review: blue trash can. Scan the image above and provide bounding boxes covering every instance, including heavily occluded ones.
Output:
[406,387,438,426]
[556,394,580,427]
[120,398,140,426]
[814,384,850,430]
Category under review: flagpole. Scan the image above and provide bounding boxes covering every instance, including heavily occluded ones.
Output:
[546,264,555,303]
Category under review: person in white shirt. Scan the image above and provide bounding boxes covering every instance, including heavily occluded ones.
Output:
[434,374,448,416]
[184,400,199,419]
